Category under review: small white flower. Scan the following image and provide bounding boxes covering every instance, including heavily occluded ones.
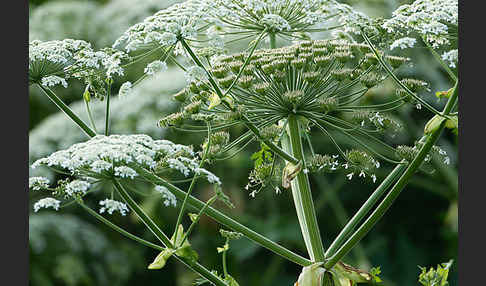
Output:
[275,186,281,194]
[390,37,417,50]
[441,49,458,68]
[346,173,354,180]
[34,197,61,212]
[185,66,208,83]
[99,199,129,216]
[65,180,90,197]
[118,82,132,97]
[114,166,138,179]
[155,185,177,207]
[29,177,50,191]
[144,60,168,76]
[359,171,366,178]
[41,75,68,88]
[371,174,377,183]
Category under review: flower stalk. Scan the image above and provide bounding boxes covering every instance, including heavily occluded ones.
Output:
[38,84,97,137]
[282,114,325,262]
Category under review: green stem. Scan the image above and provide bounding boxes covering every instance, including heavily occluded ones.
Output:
[180,196,218,247]
[179,38,299,165]
[422,37,457,82]
[136,167,312,266]
[113,179,173,247]
[78,200,163,250]
[38,84,96,137]
[324,163,407,258]
[324,81,458,269]
[361,31,443,117]
[222,239,229,278]
[173,123,212,242]
[269,33,276,49]
[113,179,227,286]
[84,99,98,134]
[282,114,325,262]
[105,82,111,136]
[224,29,267,96]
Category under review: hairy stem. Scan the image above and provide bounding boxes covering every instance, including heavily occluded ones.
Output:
[282,114,325,262]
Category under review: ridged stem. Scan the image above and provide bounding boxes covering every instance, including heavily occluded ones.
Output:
[282,114,325,262]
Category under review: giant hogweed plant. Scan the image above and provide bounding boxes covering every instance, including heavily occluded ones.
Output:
[28,0,458,285]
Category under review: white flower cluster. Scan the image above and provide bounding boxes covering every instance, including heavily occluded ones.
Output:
[118,81,132,98]
[65,180,91,197]
[260,14,291,32]
[29,68,186,172]
[34,198,61,212]
[31,134,194,179]
[390,37,417,50]
[185,66,208,84]
[41,75,68,88]
[211,0,346,36]
[441,49,458,68]
[383,0,457,49]
[99,199,129,215]
[31,133,221,186]
[155,185,177,207]
[29,177,50,191]
[113,0,212,52]
[29,39,128,88]
[144,60,168,76]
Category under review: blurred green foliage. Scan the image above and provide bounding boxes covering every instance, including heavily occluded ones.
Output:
[28,0,457,285]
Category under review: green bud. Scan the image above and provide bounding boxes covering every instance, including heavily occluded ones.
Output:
[424,115,446,135]
[188,213,198,222]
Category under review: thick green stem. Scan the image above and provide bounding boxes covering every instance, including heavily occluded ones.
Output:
[282,114,325,262]
[324,163,407,258]
[38,84,96,137]
[324,81,459,269]
[135,167,312,266]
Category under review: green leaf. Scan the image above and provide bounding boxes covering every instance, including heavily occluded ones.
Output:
[171,224,199,262]
[370,267,383,283]
[418,259,453,286]
[147,248,175,270]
